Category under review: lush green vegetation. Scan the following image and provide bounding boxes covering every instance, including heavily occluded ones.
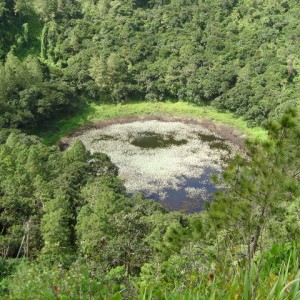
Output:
[1,0,300,130]
[1,0,300,299]
[38,101,267,145]
[1,111,300,299]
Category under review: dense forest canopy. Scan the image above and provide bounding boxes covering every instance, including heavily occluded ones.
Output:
[0,0,300,129]
[1,0,300,299]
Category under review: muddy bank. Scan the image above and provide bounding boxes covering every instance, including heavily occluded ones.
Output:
[59,114,247,151]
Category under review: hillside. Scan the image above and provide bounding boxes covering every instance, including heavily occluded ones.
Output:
[1,0,300,129]
[0,1,300,299]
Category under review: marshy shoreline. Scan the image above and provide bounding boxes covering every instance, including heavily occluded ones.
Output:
[60,114,247,151]
[63,116,246,212]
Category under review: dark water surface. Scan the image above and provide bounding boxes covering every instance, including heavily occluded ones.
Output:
[144,167,221,213]
[129,131,229,213]
[131,131,188,148]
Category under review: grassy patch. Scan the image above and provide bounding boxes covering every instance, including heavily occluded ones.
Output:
[38,101,268,145]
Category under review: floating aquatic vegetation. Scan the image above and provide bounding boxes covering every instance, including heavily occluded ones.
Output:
[74,120,240,212]
[185,187,208,200]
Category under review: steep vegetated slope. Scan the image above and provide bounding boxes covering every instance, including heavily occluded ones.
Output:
[1,1,300,299]
[1,112,300,299]
[1,0,300,129]
[68,0,299,125]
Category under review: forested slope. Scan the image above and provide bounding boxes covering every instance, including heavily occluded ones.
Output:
[1,0,300,129]
[1,1,300,299]
[1,112,300,299]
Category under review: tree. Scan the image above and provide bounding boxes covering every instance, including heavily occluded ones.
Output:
[77,182,163,277]
[208,110,300,267]
[89,53,130,102]
[0,0,5,16]
[41,195,74,261]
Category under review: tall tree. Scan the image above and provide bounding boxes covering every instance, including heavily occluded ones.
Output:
[208,109,300,265]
